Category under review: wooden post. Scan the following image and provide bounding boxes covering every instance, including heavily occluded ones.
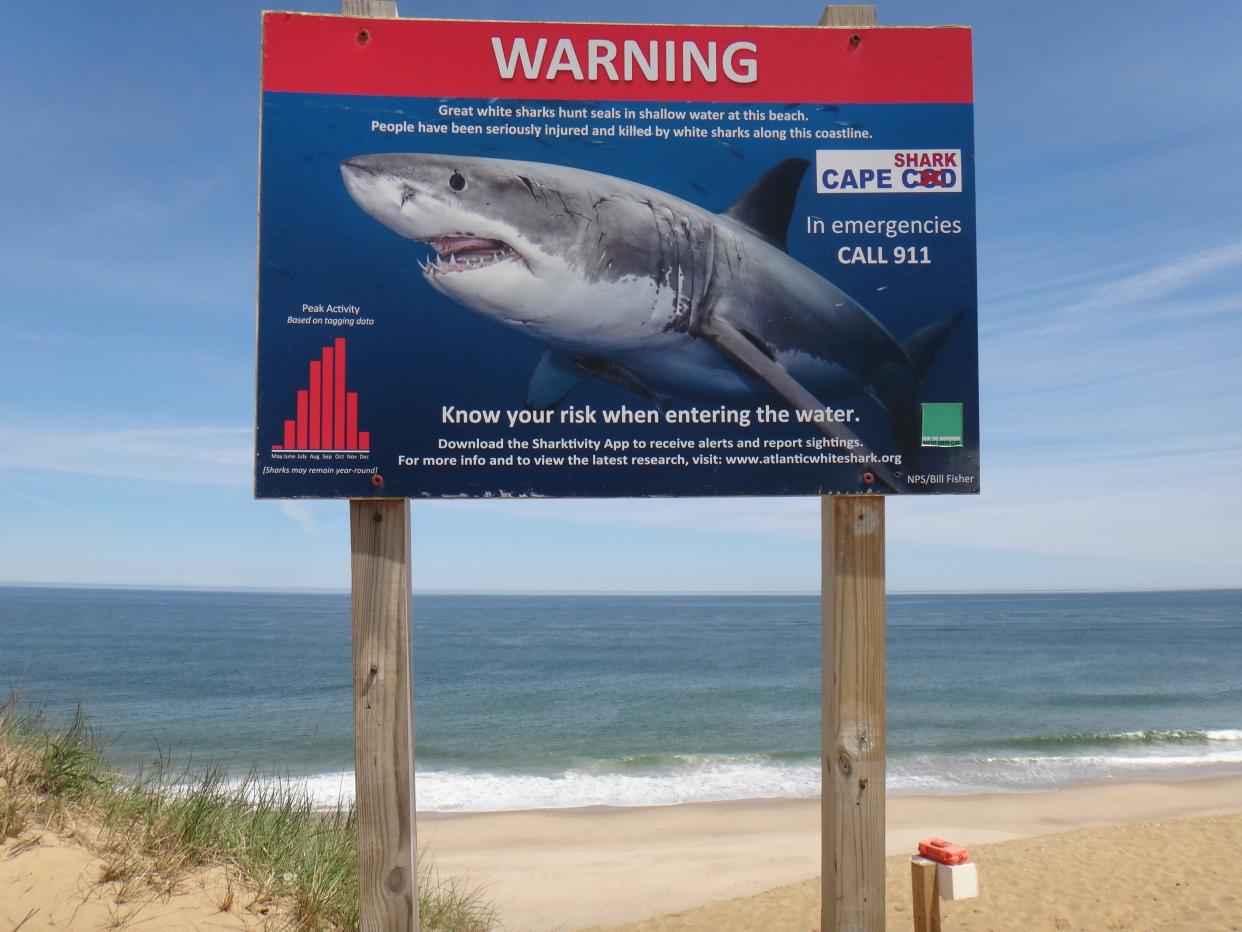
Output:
[342,0,397,14]
[816,5,883,923]
[351,498,417,931]
[821,494,886,931]
[816,0,887,857]
[818,2,877,27]
[342,5,413,929]
[911,856,941,932]
[817,7,885,931]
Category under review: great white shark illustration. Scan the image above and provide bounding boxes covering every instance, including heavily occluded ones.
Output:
[340,153,961,489]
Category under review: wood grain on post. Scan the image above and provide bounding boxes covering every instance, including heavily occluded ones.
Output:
[818,7,883,931]
[821,494,886,931]
[818,3,877,28]
[340,6,414,932]
[911,856,941,932]
[351,498,418,931]
[342,0,398,15]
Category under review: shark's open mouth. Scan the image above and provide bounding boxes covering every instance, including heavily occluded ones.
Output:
[420,235,522,275]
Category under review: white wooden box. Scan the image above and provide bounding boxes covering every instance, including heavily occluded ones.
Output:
[937,861,978,900]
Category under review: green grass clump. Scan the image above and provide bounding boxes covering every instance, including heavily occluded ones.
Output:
[0,693,495,931]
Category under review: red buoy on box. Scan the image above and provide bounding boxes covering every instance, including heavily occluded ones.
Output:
[918,837,969,865]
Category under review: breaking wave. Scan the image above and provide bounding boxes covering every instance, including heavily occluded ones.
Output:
[257,728,1242,811]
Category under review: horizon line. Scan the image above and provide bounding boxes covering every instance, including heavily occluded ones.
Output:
[1,581,1240,598]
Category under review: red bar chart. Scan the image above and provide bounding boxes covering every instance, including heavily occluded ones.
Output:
[272,337,370,452]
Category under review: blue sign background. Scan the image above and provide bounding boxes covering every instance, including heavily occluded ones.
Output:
[256,93,978,498]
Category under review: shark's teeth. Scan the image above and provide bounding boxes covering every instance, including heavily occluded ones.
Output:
[422,238,522,275]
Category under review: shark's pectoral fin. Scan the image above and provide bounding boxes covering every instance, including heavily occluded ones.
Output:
[527,349,672,410]
[527,349,592,409]
[576,357,672,409]
[696,315,904,492]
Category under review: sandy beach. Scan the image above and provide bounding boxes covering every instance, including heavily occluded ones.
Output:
[0,823,273,931]
[594,814,1242,932]
[5,776,1242,929]
[420,775,1242,931]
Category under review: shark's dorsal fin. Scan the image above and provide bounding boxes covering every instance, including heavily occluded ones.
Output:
[722,158,810,252]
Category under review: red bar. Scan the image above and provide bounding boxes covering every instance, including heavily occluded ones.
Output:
[358,430,370,451]
[321,346,334,451]
[309,360,322,450]
[272,445,284,451]
[347,392,358,450]
[334,338,347,450]
[262,16,974,104]
[296,390,309,449]
[284,420,295,449]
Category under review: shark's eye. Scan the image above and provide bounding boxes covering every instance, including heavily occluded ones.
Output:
[449,171,466,192]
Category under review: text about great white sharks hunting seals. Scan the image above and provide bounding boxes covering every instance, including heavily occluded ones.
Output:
[372,103,872,144]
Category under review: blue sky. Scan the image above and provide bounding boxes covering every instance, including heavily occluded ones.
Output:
[1,1,1239,592]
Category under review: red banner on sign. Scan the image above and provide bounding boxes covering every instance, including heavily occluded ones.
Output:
[261,14,972,104]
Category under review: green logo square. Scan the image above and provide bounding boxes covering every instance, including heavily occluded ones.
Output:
[921,403,964,447]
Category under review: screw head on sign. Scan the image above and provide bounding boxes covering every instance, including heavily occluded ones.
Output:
[850,33,862,45]
[371,474,384,488]
[862,471,876,486]
[357,29,370,45]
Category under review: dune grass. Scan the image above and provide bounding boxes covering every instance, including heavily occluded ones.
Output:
[0,693,495,931]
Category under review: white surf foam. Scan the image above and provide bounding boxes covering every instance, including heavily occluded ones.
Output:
[288,757,823,811]
[256,736,1242,811]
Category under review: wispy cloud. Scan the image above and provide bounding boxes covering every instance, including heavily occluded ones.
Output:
[895,448,1242,559]
[0,479,91,520]
[1096,241,1242,307]
[277,500,327,537]
[0,171,252,313]
[0,426,251,486]
[416,496,821,538]
[986,239,1242,345]
[978,237,1242,460]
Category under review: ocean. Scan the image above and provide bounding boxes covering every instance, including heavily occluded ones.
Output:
[2,587,1240,812]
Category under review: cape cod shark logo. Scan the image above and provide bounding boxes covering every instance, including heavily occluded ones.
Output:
[340,154,961,489]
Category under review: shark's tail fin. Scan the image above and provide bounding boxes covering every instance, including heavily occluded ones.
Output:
[869,310,965,467]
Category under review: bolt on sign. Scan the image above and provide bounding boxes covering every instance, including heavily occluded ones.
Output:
[255,14,978,499]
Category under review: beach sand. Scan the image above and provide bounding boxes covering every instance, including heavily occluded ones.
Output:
[594,815,1242,931]
[5,777,1241,930]
[0,822,276,931]
[421,775,1242,931]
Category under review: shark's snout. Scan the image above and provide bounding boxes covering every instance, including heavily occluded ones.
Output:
[340,155,389,177]
[340,156,413,237]
[339,158,376,204]
[340,156,399,198]
[339,157,387,199]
